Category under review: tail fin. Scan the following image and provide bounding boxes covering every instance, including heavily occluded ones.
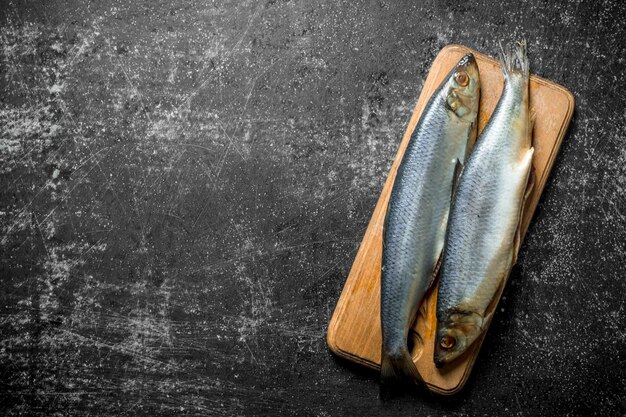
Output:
[499,39,532,147]
[379,349,425,399]
[498,39,529,79]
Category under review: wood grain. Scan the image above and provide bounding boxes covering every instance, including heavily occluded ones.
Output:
[326,45,575,395]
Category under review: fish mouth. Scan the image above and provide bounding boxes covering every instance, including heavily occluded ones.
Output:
[433,343,451,368]
[433,356,445,369]
[457,53,477,69]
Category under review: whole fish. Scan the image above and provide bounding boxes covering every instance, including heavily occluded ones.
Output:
[434,41,534,367]
[381,54,480,387]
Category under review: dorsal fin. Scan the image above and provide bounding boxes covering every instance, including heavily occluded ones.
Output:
[451,159,463,202]
[512,160,536,264]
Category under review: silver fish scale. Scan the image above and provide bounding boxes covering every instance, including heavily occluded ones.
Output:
[382,92,471,352]
[438,75,531,317]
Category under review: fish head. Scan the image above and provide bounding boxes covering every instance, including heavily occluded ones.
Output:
[433,309,484,367]
[445,53,480,122]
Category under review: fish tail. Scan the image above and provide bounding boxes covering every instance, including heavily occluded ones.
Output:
[379,348,425,399]
[498,39,529,80]
[499,40,532,145]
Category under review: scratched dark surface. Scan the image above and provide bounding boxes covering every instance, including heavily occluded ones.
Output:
[0,0,624,415]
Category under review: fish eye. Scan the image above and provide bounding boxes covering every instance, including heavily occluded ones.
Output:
[455,72,469,87]
[440,335,456,350]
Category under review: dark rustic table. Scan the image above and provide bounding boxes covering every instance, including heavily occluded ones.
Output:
[1,1,624,415]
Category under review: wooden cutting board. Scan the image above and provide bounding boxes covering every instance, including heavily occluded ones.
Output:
[326,45,574,395]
